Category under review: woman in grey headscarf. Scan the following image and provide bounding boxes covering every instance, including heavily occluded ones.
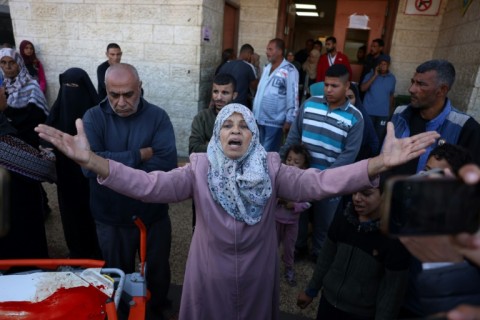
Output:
[36,103,439,320]
[0,48,48,147]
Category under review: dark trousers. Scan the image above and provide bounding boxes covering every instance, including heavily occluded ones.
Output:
[56,159,101,259]
[369,115,389,144]
[296,196,340,256]
[258,124,283,152]
[95,216,172,310]
[317,296,373,320]
[0,174,48,260]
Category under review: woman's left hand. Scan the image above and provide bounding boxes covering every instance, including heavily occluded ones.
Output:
[382,122,440,168]
[367,122,440,176]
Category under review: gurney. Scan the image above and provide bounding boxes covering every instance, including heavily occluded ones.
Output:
[0,217,149,320]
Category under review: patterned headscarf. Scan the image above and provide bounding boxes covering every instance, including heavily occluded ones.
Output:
[303,49,321,80]
[207,103,272,225]
[0,48,49,115]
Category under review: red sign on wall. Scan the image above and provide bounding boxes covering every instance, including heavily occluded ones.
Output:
[405,0,441,15]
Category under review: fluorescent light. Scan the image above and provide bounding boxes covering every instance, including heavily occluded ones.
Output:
[295,4,317,10]
[296,11,319,17]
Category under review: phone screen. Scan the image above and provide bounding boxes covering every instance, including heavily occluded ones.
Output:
[383,177,480,236]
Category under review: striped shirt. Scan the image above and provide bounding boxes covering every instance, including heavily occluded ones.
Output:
[300,96,364,169]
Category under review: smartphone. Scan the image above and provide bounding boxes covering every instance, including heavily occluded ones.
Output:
[381,176,480,236]
[0,167,9,237]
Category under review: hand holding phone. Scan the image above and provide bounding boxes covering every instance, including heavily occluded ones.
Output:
[381,176,480,236]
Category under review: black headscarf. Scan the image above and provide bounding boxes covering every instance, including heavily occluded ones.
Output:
[46,68,100,134]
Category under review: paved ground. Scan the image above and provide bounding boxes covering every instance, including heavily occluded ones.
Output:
[43,182,318,319]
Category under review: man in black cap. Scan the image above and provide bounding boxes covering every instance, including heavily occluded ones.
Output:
[360,54,396,142]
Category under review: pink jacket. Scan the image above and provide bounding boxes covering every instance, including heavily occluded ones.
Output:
[99,153,375,320]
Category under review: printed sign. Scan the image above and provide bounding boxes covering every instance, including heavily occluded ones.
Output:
[348,14,369,29]
[405,0,441,15]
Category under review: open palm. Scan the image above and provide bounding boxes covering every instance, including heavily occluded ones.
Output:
[36,119,91,166]
[381,122,439,169]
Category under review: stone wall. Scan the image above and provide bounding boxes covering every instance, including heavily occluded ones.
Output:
[236,0,278,68]
[8,0,206,156]
[433,0,480,116]
[389,0,446,96]
[8,0,279,156]
[390,0,480,117]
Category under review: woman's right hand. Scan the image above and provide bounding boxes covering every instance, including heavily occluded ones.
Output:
[36,119,110,178]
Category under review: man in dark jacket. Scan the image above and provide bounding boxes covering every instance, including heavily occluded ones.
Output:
[388,59,480,318]
[83,63,177,318]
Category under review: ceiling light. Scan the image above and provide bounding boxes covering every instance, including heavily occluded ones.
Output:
[295,4,317,10]
[296,11,319,17]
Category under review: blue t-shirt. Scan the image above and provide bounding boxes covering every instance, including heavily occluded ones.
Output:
[362,71,396,117]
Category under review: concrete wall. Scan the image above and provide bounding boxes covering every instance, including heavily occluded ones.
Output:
[389,0,447,96]
[6,0,480,154]
[9,0,209,156]
[433,0,480,116]
[7,0,279,156]
[236,0,279,68]
[390,0,480,118]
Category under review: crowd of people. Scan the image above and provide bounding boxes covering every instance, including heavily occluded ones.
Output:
[0,35,480,320]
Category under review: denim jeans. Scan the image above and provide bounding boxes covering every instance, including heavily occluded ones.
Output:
[258,124,283,152]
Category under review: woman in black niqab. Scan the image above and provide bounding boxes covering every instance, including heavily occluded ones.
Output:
[45,68,102,259]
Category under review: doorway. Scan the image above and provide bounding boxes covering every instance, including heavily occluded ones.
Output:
[0,5,14,47]
[285,0,399,82]
[291,0,337,53]
[222,1,239,53]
